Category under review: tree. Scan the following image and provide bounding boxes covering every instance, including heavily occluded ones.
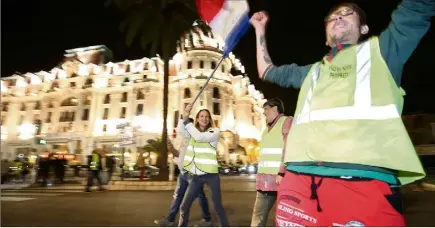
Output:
[106,0,205,180]
[143,137,165,156]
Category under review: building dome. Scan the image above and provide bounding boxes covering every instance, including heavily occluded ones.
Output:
[175,25,245,75]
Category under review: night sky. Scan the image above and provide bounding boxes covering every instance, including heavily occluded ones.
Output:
[2,0,435,116]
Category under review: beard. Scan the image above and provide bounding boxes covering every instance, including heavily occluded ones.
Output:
[327,21,357,46]
[328,29,354,46]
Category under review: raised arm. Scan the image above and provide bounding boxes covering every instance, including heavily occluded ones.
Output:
[250,11,313,88]
[185,123,220,143]
[177,117,191,138]
[379,0,435,85]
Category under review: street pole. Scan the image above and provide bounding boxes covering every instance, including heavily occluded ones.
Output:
[121,147,125,181]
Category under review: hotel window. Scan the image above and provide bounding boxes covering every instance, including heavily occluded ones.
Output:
[34,101,41,110]
[184,88,191,98]
[120,107,127,118]
[199,60,204,68]
[61,97,78,106]
[137,90,145,100]
[213,87,220,99]
[34,119,42,135]
[187,61,192,69]
[1,102,8,112]
[121,92,128,102]
[136,104,143,116]
[85,96,92,105]
[84,78,93,88]
[20,103,26,111]
[211,61,216,69]
[1,115,5,126]
[104,94,110,104]
[103,108,109,120]
[173,110,179,127]
[82,109,89,121]
[213,102,220,115]
[103,124,107,132]
[59,111,75,122]
[46,112,52,123]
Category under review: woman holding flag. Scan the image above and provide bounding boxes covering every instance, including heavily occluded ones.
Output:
[177,104,229,227]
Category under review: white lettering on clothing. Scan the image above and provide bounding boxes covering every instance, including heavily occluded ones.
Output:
[277,203,317,224]
[276,218,303,227]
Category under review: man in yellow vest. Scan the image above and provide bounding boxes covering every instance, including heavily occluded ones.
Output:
[251,98,292,227]
[85,149,105,192]
[250,0,434,226]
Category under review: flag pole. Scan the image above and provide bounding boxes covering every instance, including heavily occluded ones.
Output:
[191,56,225,105]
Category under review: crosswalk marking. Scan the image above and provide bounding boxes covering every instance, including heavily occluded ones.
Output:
[1,197,35,202]
[0,188,86,202]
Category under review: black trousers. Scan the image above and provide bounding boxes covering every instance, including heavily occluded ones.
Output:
[86,170,103,190]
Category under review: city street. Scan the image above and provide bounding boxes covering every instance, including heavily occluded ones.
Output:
[1,179,435,227]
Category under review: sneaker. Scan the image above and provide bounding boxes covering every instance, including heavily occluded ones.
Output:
[154,218,174,227]
[194,219,212,227]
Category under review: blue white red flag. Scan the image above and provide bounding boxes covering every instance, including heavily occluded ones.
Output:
[195,0,250,57]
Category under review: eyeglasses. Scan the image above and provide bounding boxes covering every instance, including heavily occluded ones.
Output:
[324,8,355,23]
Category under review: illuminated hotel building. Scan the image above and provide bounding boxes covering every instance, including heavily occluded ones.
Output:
[0,26,267,164]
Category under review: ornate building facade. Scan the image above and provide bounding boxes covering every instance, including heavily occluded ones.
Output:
[0,26,267,165]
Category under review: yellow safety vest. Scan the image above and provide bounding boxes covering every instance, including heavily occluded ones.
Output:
[90,154,99,170]
[183,137,218,174]
[258,116,286,174]
[284,37,425,185]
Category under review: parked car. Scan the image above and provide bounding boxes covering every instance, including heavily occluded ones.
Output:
[122,165,160,178]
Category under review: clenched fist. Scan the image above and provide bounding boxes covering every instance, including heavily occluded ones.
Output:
[250,11,269,31]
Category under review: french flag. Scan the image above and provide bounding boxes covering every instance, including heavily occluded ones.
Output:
[195,0,250,58]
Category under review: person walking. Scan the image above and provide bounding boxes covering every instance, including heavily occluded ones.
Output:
[250,1,433,226]
[251,98,292,227]
[178,105,229,227]
[85,149,105,192]
[154,119,212,227]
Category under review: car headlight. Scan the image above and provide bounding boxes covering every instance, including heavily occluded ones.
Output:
[248,165,255,173]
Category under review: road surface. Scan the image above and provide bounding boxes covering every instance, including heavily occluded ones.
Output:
[1,186,434,227]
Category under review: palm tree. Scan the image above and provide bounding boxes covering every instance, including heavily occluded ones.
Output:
[106,0,205,180]
[143,137,165,156]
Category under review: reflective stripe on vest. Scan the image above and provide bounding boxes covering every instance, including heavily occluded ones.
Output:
[183,137,218,174]
[285,37,425,185]
[90,154,99,170]
[294,41,399,124]
[258,116,286,175]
